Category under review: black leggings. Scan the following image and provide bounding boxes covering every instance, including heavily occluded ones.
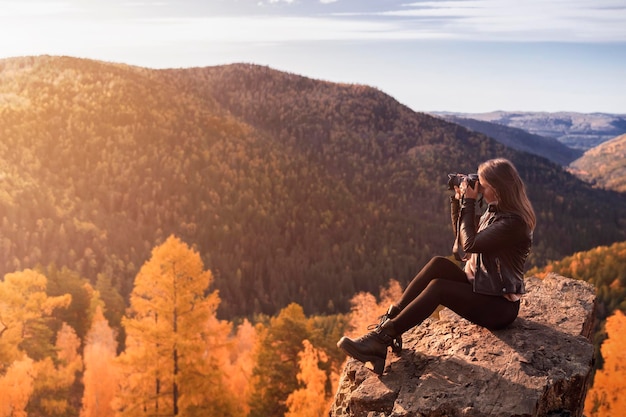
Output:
[392,256,519,334]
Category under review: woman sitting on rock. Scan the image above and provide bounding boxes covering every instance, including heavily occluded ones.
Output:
[337,158,536,375]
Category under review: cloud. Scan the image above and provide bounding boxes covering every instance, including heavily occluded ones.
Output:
[0,1,78,17]
[1,0,624,54]
[128,16,412,43]
[104,0,623,45]
[371,0,626,42]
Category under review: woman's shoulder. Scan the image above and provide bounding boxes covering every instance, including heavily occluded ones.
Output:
[495,210,532,236]
[494,210,525,225]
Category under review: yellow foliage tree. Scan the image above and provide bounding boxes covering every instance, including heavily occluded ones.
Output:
[114,235,237,416]
[285,339,331,417]
[0,356,35,417]
[0,269,71,368]
[56,322,83,385]
[0,269,72,415]
[28,323,83,416]
[585,310,626,416]
[347,279,403,337]
[81,306,118,417]
[220,319,257,417]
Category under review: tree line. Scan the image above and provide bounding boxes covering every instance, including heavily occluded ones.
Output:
[0,236,351,416]
[3,234,626,416]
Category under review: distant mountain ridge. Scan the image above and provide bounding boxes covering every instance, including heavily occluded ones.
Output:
[569,134,626,193]
[434,111,626,151]
[0,56,624,319]
[437,115,582,166]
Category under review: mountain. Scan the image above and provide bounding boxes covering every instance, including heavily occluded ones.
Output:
[0,56,625,319]
[434,111,626,151]
[569,134,626,193]
[437,115,582,165]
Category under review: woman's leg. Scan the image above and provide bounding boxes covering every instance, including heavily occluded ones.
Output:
[337,255,519,374]
[395,256,468,311]
[333,258,463,373]
[392,278,520,333]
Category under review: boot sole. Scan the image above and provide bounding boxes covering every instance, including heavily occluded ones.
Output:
[337,337,386,375]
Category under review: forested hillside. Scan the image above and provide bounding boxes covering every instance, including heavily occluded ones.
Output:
[530,241,626,336]
[569,134,626,193]
[0,56,625,320]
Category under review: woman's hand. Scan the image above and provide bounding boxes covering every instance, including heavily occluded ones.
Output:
[463,178,480,199]
[453,185,462,200]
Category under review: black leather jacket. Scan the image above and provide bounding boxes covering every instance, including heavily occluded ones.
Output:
[451,196,532,296]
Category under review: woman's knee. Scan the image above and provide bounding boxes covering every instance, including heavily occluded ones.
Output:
[423,278,448,297]
[427,256,453,269]
[426,256,460,276]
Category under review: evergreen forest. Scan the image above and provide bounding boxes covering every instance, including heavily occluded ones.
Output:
[0,56,624,319]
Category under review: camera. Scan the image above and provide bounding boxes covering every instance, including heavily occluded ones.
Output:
[447,173,479,190]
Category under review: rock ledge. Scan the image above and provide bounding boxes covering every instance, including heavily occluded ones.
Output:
[330,274,596,417]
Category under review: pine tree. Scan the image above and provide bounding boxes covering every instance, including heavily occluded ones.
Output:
[249,303,311,417]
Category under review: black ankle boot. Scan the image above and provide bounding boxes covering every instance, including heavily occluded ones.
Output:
[379,305,402,353]
[337,319,398,375]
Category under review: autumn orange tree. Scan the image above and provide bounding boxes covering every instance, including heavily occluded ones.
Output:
[27,323,83,417]
[0,269,71,417]
[585,310,626,416]
[0,270,70,366]
[114,235,238,416]
[81,306,118,417]
[0,356,34,417]
[285,339,335,417]
[219,319,258,417]
[346,279,403,337]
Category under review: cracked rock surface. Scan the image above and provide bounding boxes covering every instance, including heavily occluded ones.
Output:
[330,274,596,417]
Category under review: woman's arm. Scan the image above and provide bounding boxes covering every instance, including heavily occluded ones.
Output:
[450,195,460,234]
[459,205,527,253]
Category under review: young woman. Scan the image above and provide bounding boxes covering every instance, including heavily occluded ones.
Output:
[337,158,536,375]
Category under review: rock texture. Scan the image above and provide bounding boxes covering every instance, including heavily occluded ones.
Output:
[330,274,596,417]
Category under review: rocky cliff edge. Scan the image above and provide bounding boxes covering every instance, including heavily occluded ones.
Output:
[330,273,596,417]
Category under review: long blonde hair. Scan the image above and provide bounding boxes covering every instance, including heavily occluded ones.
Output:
[478,158,536,231]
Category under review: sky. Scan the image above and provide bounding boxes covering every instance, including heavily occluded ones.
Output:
[0,0,625,113]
